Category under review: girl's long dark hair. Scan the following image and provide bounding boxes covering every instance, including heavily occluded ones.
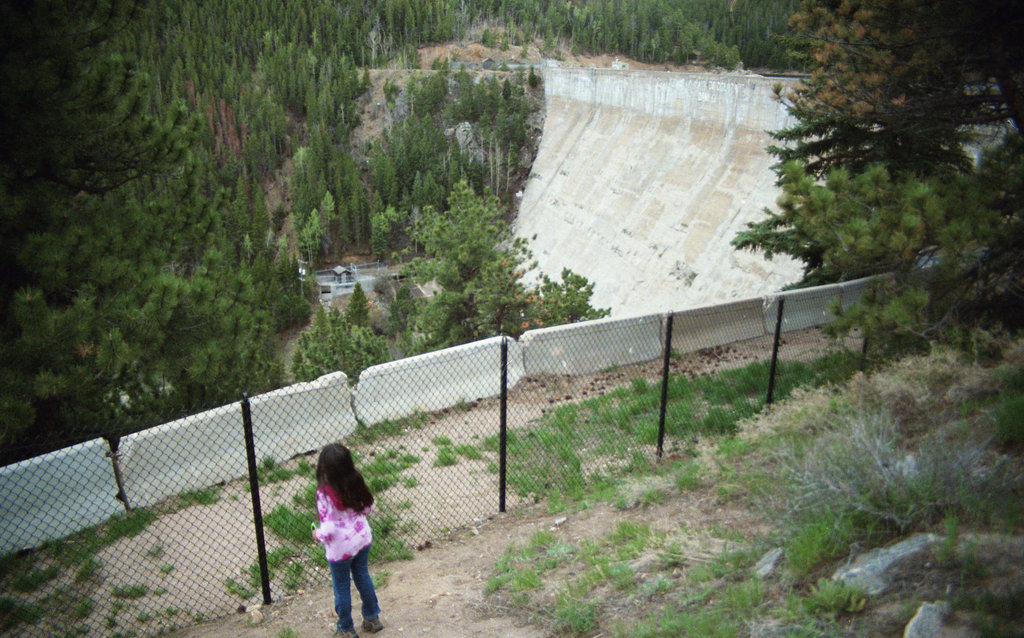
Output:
[316,443,374,512]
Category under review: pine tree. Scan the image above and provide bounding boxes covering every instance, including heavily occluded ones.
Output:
[291,305,387,382]
[0,0,282,456]
[345,283,371,328]
[768,0,1023,179]
[733,0,1024,346]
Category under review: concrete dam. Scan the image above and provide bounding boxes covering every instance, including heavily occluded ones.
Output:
[514,67,805,317]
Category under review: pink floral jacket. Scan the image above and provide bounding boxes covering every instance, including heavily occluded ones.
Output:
[312,485,373,562]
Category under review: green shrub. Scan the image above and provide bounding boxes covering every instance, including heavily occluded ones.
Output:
[111,584,149,599]
[805,579,867,615]
[993,394,1024,448]
[434,447,458,467]
[265,504,316,546]
[10,565,59,592]
[0,597,43,629]
[180,486,221,506]
[779,411,1005,532]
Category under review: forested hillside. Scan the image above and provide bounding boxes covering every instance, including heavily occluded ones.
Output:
[1,0,799,460]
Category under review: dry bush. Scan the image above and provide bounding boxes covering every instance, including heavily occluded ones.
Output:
[779,413,1003,531]
[765,342,1023,532]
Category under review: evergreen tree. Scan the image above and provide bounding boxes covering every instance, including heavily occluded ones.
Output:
[405,181,606,349]
[291,305,388,382]
[345,283,371,328]
[767,0,1022,179]
[733,0,1024,347]
[406,181,525,349]
[0,0,280,455]
[536,269,611,326]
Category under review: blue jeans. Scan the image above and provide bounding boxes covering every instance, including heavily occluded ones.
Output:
[328,544,380,633]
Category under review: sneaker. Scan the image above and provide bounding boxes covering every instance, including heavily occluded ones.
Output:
[362,616,384,633]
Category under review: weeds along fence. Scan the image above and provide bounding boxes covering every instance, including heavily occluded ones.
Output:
[0,278,871,636]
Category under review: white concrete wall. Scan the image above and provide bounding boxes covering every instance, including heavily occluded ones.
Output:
[250,371,356,461]
[670,297,767,353]
[516,68,804,317]
[765,284,844,333]
[0,438,122,554]
[520,313,664,376]
[839,276,874,310]
[1,277,878,550]
[354,336,525,425]
[119,403,245,509]
[544,68,795,130]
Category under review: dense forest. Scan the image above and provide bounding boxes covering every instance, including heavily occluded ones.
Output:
[2,0,801,458]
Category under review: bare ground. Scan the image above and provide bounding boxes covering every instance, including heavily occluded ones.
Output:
[173,474,772,638]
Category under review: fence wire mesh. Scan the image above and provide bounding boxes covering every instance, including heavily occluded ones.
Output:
[1,288,869,636]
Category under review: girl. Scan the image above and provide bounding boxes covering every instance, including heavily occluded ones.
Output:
[312,443,384,637]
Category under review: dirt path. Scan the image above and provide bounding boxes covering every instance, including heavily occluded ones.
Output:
[175,505,557,638]
[174,455,775,638]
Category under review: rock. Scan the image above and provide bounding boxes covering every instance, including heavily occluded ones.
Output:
[248,609,264,625]
[903,601,950,638]
[754,547,783,579]
[444,122,484,163]
[832,534,939,596]
[629,556,662,575]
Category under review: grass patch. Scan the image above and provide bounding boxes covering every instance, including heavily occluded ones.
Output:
[363,451,420,493]
[554,596,598,634]
[265,504,317,546]
[75,556,101,583]
[355,413,429,443]
[434,446,458,467]
[497,354,863,505]
[0,597,43,630]
[74,597,96,619]
[454,443,483,460]
[283,562,304,590]
[673,461,703,491]
[9,565,60,592]
[111,584,149,599]
[369,507,414,562]
[104,509,157,544]
[993,394,1024,448]
[225,577,254,599]
[179,486,221,506]
[258,457,296,483]
[805,578,867,615]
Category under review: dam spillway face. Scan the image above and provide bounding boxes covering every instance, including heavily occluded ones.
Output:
[514,67,805,317]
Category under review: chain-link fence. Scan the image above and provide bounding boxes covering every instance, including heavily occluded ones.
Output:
[0,280,870,636]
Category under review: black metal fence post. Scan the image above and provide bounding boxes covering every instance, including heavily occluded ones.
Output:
[766,297,785,407]
[241,395,272,606]
[499,336,508,513]
[657,313,674,459]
